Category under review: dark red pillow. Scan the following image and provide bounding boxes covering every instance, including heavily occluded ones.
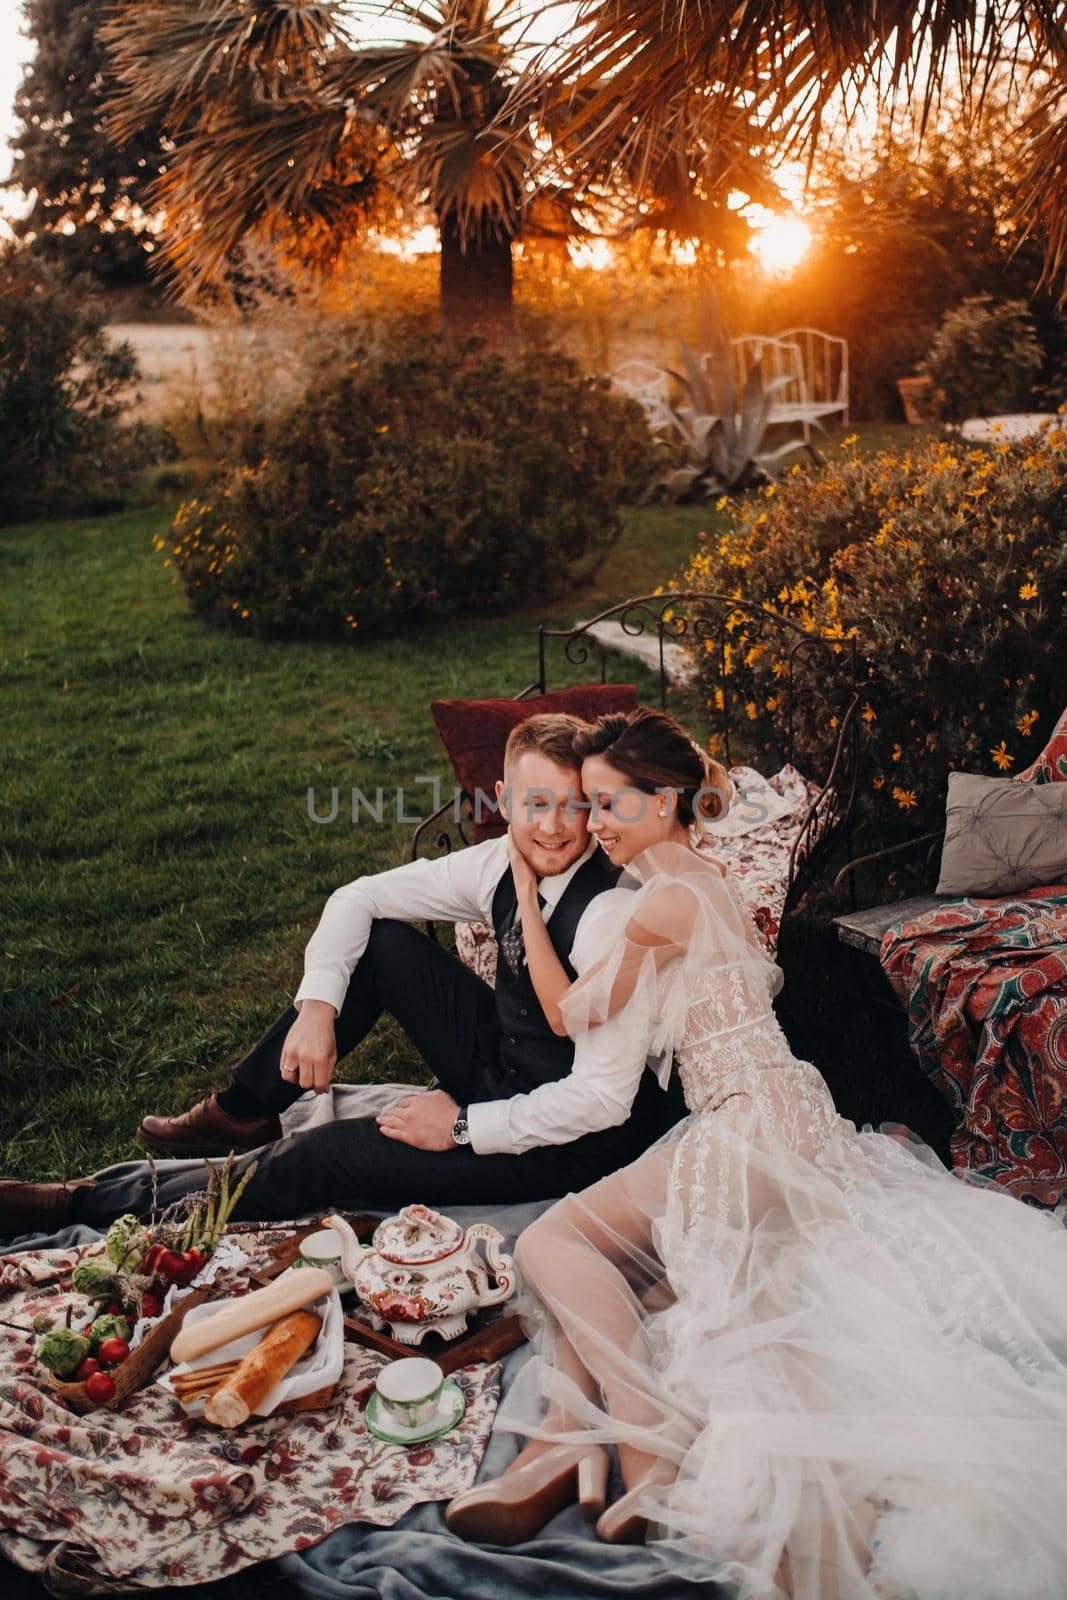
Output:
[431,683,639,841]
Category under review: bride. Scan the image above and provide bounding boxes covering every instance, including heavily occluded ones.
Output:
[446,708,1067,1600]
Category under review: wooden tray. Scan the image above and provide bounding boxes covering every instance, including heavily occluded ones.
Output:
[343,1305,527,1376]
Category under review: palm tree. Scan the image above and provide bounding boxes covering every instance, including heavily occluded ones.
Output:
[103,1,528,326]
[522,1,1067,289]
[102,0,776,328]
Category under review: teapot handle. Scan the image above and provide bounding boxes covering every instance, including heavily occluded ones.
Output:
[462,1223,515,1307]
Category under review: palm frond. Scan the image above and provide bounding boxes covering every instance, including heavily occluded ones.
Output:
[148,95,394,297]
[1018,75,1067,295]
[104,0,345,141]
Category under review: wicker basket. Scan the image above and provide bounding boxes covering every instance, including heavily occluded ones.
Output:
[49,1285,214,1414]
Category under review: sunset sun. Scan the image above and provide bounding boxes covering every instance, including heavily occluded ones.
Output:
[749,212,813,273]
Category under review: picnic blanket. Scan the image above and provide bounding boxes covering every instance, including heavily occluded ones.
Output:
[0,1219,501,1592]
[881,885,1067,1207]
[1,1200,723,1600]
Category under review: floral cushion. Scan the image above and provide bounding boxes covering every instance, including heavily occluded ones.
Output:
[454,764,825,981]
[455,918,499,986]
[694,765,826,958]
[1016,707,1067,784]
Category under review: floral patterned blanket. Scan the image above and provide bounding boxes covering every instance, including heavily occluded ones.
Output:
[881,886,1067,1207]
[0,1228,500,1590]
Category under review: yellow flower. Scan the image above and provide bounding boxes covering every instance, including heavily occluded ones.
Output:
[872,775,886,791]
[892,786,918,810]
[891,743,903,763]
[1019,579,1039,601]
[745,701,758,721]
[841,433,859,447]
[861,703,876,724]
[1017,709,1040,737]
[990,741,1014,771]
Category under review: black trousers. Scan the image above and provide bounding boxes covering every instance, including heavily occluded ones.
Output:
[78,921,663,1227]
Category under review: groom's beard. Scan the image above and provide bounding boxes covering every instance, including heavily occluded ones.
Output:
[513,833,588,879]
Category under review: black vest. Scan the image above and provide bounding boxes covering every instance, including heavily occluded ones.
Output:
[476,848,621,1096]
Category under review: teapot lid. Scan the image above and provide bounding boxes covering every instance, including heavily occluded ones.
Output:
[373,1204,464,1265]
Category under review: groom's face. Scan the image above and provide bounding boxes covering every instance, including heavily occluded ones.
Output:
[497,752,589,878]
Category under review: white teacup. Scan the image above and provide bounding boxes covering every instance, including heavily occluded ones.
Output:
[296,1229,350,1288]
[375,1357,445,1431]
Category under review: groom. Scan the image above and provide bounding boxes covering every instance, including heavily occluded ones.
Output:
[1,713,683,1234]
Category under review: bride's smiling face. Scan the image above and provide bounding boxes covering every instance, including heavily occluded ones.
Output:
[582,754,684,866]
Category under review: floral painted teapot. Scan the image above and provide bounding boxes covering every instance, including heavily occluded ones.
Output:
[325,1205,515,1344]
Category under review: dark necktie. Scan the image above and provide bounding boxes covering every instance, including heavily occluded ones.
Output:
[500,894,546,975]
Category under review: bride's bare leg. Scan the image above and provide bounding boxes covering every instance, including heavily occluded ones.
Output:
[779,1494,879,1600]
[515,1146,676,1489]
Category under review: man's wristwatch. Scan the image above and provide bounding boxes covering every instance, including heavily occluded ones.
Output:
[451,1106,472,1147]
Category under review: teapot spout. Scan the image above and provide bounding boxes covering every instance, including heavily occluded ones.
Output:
[324,1213,368,1281]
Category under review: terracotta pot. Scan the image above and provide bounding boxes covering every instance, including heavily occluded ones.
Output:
[896,376,940,425]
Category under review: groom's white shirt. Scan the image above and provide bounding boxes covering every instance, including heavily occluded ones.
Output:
[294,835,650,1156]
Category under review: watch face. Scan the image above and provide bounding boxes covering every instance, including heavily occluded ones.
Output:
[452,1117,471,1145]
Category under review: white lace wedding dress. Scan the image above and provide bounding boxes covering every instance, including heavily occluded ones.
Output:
[504,841,1067,1600]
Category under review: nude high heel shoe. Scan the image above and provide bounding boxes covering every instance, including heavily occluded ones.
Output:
[595,1464,677,1545]
[446,1444,610,1546]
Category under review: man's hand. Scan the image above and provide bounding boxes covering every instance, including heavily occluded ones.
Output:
[280,1000,338,1095]
[377,1090,460,1151]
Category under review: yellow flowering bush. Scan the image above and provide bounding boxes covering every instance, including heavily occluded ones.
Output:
[681,430,1067,837]
[165,323,654,639]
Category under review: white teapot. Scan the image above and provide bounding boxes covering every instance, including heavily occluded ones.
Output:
[325,1205,516,1344]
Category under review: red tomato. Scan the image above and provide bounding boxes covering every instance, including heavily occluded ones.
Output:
[74,1356,102,1382]
[97,1337,131,1367]
[140,1293,164,1319]
[85,1371,116,1404]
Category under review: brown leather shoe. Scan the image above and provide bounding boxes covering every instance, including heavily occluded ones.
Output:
[138,1092,281,1157]
[0,1177,96,1236]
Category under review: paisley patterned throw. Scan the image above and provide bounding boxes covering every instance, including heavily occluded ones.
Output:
[0,1229,500,1590]
[881,886,1067,1207]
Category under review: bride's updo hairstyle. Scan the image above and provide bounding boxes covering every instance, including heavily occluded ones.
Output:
[573,707,731,829]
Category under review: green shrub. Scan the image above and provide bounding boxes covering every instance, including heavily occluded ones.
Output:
[921,297,1043,422]
[680,431,1067,839]
[164,325,655,638]
[0,244,139,524]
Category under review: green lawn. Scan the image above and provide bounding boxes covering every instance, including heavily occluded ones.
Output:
[1,424,953,1182]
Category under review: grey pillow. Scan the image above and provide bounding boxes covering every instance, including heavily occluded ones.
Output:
[937,771,1067,897]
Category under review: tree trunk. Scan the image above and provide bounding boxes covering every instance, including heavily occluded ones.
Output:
[439,211,514,339]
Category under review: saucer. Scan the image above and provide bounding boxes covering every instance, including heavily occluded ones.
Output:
[365,1379,467,1445]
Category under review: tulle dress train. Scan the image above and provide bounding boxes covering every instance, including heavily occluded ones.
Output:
[500,841,1067,1600]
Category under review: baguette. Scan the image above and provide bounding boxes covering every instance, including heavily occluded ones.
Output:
[204,1310,321,1427]
[170,1267,333,1364]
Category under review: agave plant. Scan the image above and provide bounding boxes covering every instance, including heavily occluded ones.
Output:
[649,337,811,500]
